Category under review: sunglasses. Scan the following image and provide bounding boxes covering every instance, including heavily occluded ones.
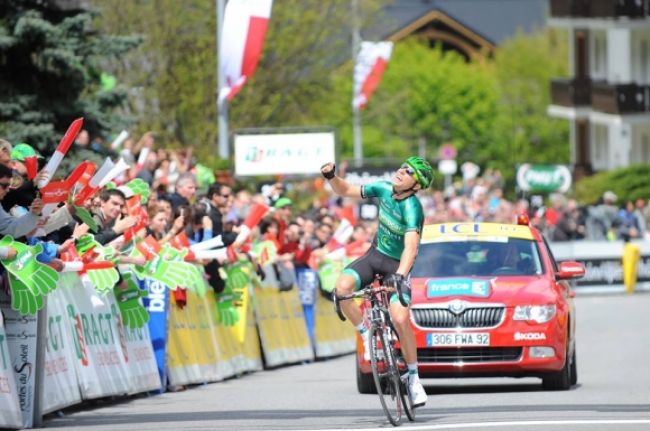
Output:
[400,163,417,177]
[220,193,231,198]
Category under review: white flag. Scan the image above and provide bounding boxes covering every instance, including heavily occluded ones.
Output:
[353,41,393,110]
[219,0,273,103]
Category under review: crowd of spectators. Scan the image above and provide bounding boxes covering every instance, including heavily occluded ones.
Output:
[0,129,647,292]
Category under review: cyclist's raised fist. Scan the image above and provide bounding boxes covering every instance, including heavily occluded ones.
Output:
[321,162,336,180]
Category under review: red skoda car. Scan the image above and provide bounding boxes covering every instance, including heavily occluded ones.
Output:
[357,221,585,392]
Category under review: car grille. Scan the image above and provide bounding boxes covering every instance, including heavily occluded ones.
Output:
[412,306,504,329]
[417,347,522,363]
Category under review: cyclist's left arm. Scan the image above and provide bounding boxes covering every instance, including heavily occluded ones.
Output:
[396,230,420,275]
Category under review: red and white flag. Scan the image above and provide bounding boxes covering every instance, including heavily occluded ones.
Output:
[219,0,273,103]
[353,41,393,110]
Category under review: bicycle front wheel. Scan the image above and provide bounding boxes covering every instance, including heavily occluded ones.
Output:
[370,324,403,426]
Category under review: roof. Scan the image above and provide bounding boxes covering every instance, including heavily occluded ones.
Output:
[421,222,535,242]
[369,0,548,45]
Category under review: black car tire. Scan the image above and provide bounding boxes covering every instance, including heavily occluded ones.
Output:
[356,357,376,394]
[570,347,578,386]
[542,343,572,391]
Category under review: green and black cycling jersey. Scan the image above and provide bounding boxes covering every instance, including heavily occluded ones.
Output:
[361,181,424,260]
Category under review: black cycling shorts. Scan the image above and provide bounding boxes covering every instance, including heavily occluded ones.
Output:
[342,246,400,290]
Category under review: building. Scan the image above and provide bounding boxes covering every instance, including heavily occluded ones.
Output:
[371,0,547,60]
[547,0,650,177]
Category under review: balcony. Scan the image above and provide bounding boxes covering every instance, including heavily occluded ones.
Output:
[550,0,648,19]
[591,82,647,114]
[551,78,592,107]
[550,0,591,17]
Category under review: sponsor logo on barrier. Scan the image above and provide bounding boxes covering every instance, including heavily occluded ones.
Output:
[67,304,90,366]
[514,332,546,341]
[147,280,166,313]
[47,315,65,352]
[14,343,33,412]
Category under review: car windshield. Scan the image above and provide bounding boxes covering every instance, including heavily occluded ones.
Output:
[412,238,544,277]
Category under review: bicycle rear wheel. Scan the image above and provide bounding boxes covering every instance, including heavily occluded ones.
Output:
[370,324,403,426]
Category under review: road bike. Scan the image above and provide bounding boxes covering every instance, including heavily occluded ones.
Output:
[333,276,415,426]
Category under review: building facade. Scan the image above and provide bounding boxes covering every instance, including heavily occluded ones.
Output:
[548,0,650,177]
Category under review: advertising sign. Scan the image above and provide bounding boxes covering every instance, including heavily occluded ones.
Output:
[0,310,22,429]
[517,164,572,193]
[0,290,38,428]
[234,131,335,176]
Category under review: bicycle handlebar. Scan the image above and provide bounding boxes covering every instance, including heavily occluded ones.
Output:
[332,285,396,322]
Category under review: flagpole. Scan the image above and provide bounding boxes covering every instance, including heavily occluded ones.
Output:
[217,0,229,160]
[352,0,363,168]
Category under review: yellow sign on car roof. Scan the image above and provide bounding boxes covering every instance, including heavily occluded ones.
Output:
[422,222,535,242]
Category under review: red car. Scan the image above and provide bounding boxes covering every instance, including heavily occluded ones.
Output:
[357,220,585,392]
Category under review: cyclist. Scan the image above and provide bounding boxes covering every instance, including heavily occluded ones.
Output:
[320,157,433,408]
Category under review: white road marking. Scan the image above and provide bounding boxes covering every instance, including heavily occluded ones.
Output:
[266,419,650,431]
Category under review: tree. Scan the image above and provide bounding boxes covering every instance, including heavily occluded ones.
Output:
[0,0,139,162]
[96,0,384,167]
[491,29,570,172]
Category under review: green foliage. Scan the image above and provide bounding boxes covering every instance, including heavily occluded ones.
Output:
[0,1,139,157]
[574,165,650,205]
[491,28,570,179]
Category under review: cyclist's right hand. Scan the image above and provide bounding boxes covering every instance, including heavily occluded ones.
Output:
[385,273,410,307]
[320,162,336,180]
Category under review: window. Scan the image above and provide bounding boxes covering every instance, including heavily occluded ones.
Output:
[591,32,607,80]
[591,124,609,170]
[412,238,544,278]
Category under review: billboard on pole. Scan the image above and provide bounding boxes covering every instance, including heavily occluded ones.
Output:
[234,130,336,176]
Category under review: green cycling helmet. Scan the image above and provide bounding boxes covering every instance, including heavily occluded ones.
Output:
[403,156,434,189]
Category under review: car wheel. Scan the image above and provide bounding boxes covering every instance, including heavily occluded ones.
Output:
[542,344,571,391]
[570,347,578,386]
[356,357,376,394]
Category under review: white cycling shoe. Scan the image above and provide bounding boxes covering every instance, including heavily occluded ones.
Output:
[407,375,428,408]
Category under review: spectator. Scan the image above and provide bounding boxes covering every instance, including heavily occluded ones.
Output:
[585,191,620,241]
[168,172,197,212]
[618,201,641,240]
[0,163,42,238]
[92,189,137,245]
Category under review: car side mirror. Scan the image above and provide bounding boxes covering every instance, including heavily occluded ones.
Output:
[556,261,585,280]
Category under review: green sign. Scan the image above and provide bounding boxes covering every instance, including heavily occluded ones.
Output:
[516,164,572,193]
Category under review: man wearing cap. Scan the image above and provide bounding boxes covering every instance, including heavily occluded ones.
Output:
[2,143,42,213]
[273,197,293,248]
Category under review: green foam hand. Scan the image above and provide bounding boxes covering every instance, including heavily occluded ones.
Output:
[0,236,59,297]
[159,244,205,296]
[73,206,99,233]
[85,267,120,296]
[114,273,149,329]
[216,291,239,326]
[225,262,250,291]
[8,273,43,315]
[131,248,183,290]
[124,178,150,203]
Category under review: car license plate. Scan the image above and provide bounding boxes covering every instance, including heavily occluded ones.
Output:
[426,332,490,346]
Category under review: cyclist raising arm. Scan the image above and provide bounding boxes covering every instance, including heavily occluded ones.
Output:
[320,157,433,408]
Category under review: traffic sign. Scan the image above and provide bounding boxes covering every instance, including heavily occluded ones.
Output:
[439,144,457,160]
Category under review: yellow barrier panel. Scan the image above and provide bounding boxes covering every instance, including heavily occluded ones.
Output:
[254,287,313,367]
[167,288,262,386]
[313,294,356,358]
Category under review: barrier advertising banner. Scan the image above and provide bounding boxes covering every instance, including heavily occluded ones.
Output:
[0,310,22,429]
[58,273,131,399]
[43,288,82,414]
[313,294,356,358]
[123,325,162,394]
[0,290,38,428]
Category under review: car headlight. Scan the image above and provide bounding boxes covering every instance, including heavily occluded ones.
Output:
[513,305,556,323]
